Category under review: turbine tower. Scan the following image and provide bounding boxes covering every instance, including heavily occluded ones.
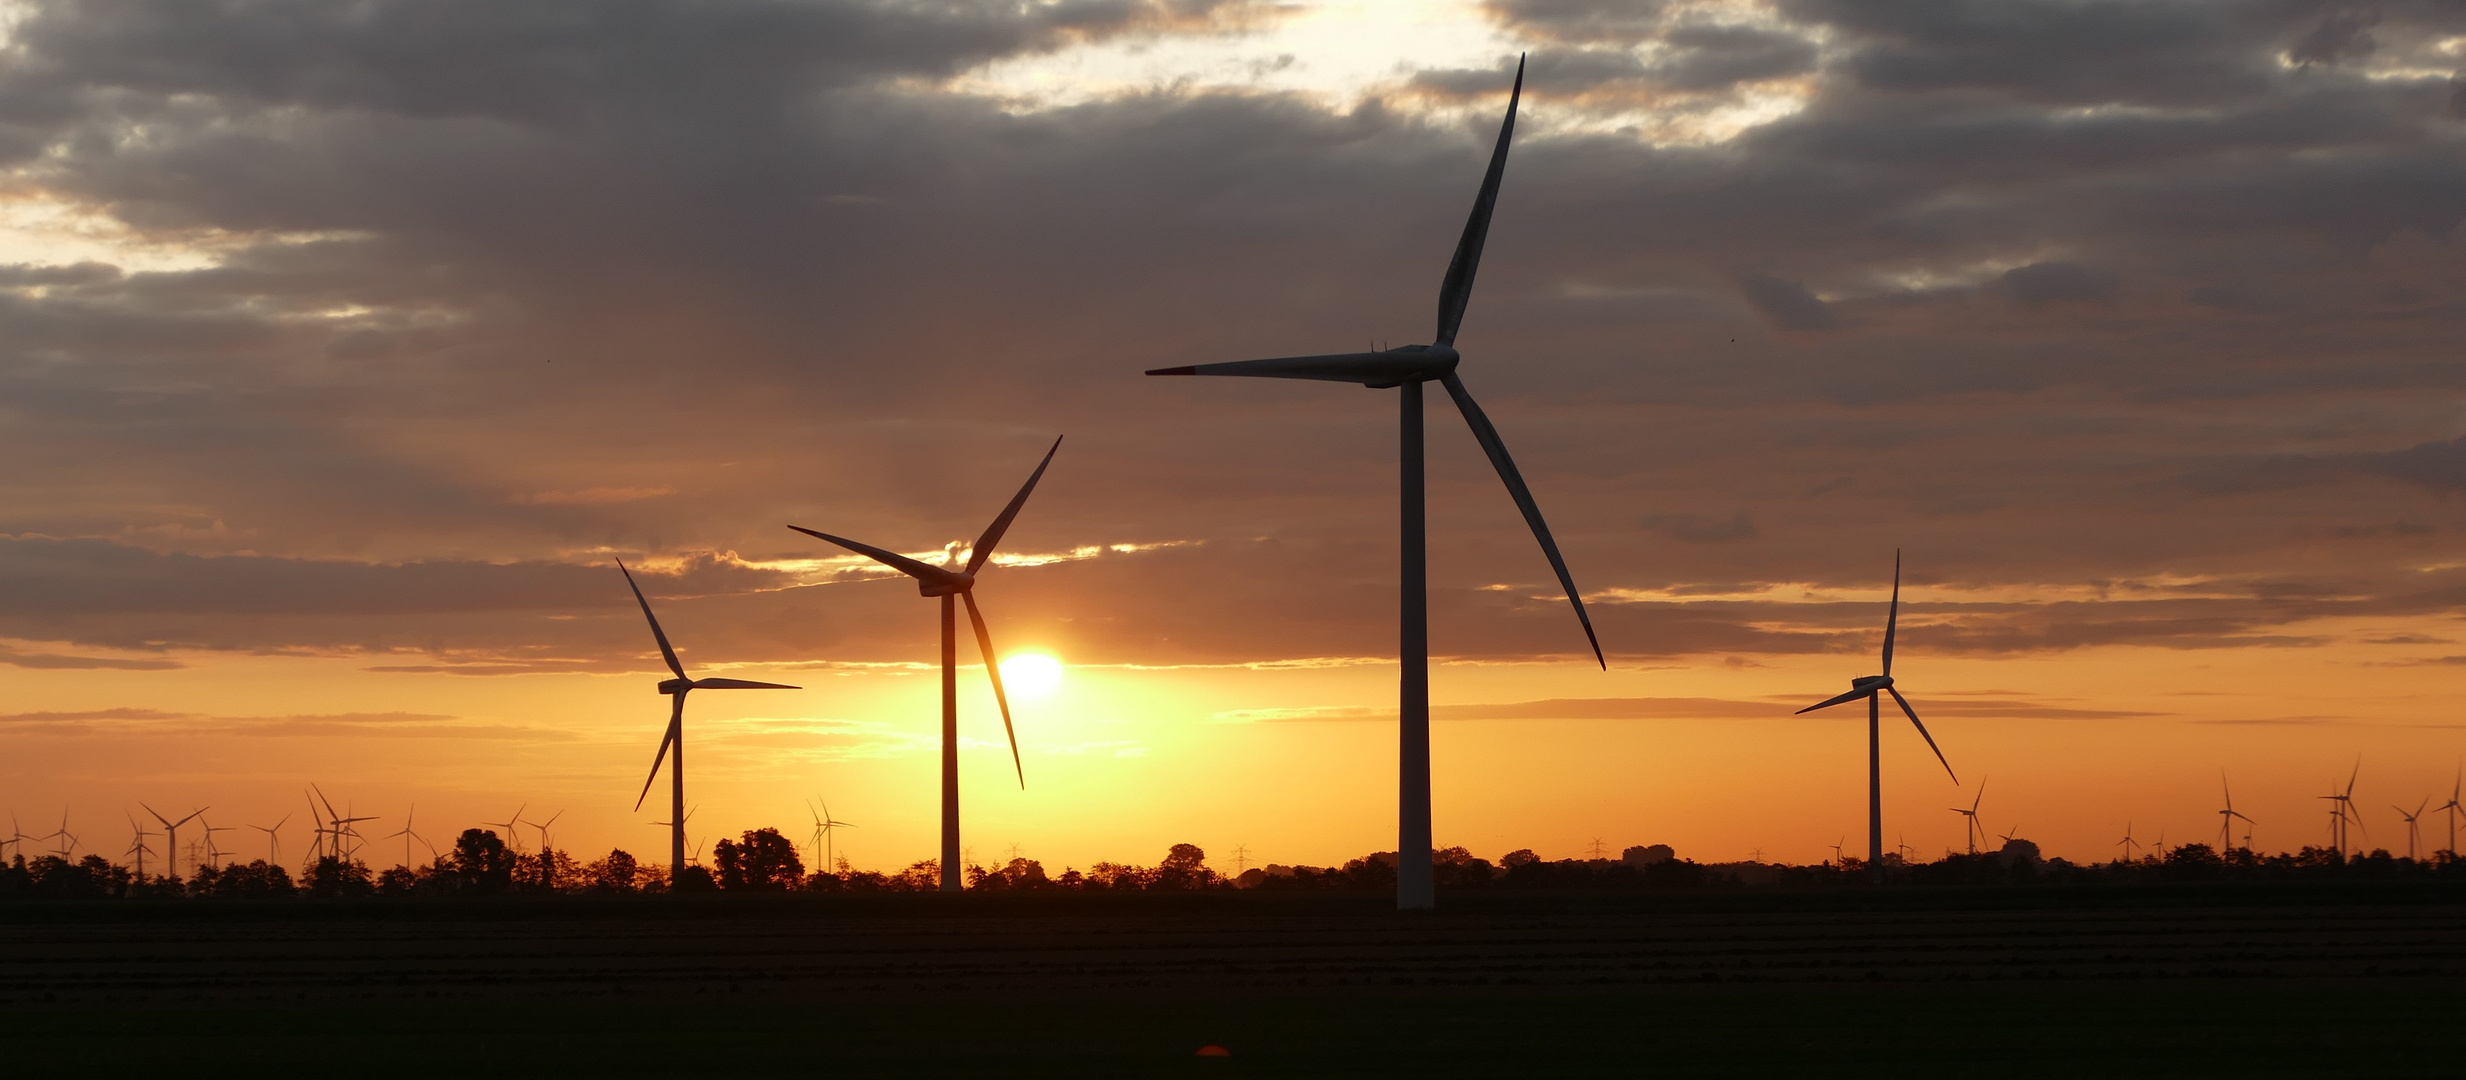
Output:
[1950,782,1986,855]
[141,803,205,880]
[1144,56,1603,911]
[1793,551,1955,879]
[2394,797,2428,861]
[2217,772,2254,852]
[619,559,801,875]
[2437,765,2462,858]
[787,437,1059,893]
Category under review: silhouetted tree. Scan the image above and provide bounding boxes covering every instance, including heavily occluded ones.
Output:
[304,857,374,898]
[193,860,294,899]
[446,828,515,894]
[712,828,803,891]
[670,864,717,893]
[586,849,641,893]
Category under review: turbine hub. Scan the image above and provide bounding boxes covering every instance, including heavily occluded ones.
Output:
[1852,674,1893,692]
[1360,343,1460,388]
[919,572,975,598]
[657,678,692,695]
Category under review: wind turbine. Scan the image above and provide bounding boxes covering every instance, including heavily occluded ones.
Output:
[1795,551,1956,879]
[1828,836,1845,866]
[141,804,205,879]
[2394,797,2428,861]
[1950,782,1986,855]
[786,437,1058,894]
[384,808,432,869]
[2116,822,2140,863]
[807,800,854,875]
[1145,56,1603,911]
[2320,761,2362,857]
[46,808,75,859]
[617,559,799,876]
[2437,765,2462,858]
[199,814,236,869]
[2218,773,2255,853]
[485,805,529,854]
[527,810,564,889]
[125,812,155,880]
[248,815,289,866]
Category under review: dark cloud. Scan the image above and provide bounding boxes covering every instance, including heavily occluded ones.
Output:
[2288,8,2379,67]
[0,0,2458,673]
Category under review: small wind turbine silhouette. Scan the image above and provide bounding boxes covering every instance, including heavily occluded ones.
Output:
[1796,551,1955,878]
[485,805,528,852]
[618,558,799,875]
[527,810,564,888]
[125,812,155,880]
[250,814,290,865]
[2394,797,2428,861]
[2438,765,2463,857]
[1828,836,1846,866]
[384,808,432,869]
[2320,761,2362,857]
[141,803,205,879]
[2116,822,2140,863]
[1951,782,1986,855]
[2218,773,2255,852]
[807,800,854,874]
[1147,57,1602,911]
[199,814,235,868]
[1996,825,2020,847]
[787,436,1059,893]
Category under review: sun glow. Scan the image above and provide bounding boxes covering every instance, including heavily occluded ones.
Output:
[1001,653,1065,700]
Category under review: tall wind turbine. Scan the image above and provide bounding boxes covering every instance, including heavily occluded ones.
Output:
[142,804,205,880]
[2116,822,2140,863]
[2320,761,2362,857]
[1145,56,1603,911]
[125,812,155,880]
[618,559,800,875]
[2217,773,2254,852]
[786,437,1060,893]
[384,808,431,869]
[1950,782,1986,855]
[1794,551,1955,879]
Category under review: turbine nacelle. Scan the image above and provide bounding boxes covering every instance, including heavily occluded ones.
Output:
[658,677,692,695]
[917,571,976,598]
[1851,674,1894,693]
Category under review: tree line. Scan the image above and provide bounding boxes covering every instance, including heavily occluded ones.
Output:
[4,831,2462,900]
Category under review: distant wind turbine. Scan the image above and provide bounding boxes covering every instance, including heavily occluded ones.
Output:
[485,805,529,854]
[141,803,205,880]
[1145,56,1604,911]
[2116,822,2140,863]
[125,812,155,880]
[807,800,854,875]
[1795,551,1955,879]
[786,436,1059,893]
[527,810,564,889]
[2218,772,2255,853]
[2320,761,2363,857]
[384,808,432,869]
[1951,782,1987,855]
[2438,765,2463,858]
[2394,797,2428,861]
[250,814,290,865]
[617,558,800,875]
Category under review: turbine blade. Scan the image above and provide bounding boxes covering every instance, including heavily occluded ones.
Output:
[1889,687,1958,783]
[968,436,1063,574]
[1439,372,1603,668]
[632,697,682,813]
[1147,350,1439,386]
[1882,549,1901,677]
[785,526,966,589]
[1434,55,1524,347]
[962,592,1025,788]
[691,678,801,690]
[1796,688,1867,715]
[616,559,688,680]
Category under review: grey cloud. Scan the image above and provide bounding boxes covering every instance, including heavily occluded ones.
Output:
[0,647,183,670]
[2000,261,2120,303]
[1481,0,1674,44]
[2288,9,2379,67]
[1640,510,1757,543]
[1735,272,1840,330]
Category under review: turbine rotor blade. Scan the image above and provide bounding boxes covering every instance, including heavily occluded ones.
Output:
[616,559,688,680]
[1439,373,1603,668]
[690,678,800,690]
[1882,549,1901,677]
[1147,350,1444,386]
[785,526,967,589]
[1434,55,1524,347]
[969,436,1063,575]
[1889,686,1958,783]
[1796,688,1868,714]
[633,697,682,813]
[962,592,1025,789]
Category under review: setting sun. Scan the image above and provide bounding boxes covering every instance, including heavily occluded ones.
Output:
[1001,653,1065,700]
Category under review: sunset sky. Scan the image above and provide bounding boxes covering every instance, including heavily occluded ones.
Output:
[5,0,2466,873]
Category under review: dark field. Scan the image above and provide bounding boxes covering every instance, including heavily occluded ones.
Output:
[10,886,2466,1075]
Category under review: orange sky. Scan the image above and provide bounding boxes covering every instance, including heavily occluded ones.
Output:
[2,0,2465,874]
